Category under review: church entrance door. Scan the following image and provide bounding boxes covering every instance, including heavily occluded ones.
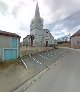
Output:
[46,41,48,47]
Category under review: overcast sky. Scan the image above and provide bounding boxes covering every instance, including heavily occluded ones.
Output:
[0,0,80,41]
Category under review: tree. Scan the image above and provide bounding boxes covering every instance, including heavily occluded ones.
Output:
[30,35,34,46]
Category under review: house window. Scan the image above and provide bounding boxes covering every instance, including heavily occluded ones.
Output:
[77,41,80,45]
[12,38,17,48]
[46,36,48,37]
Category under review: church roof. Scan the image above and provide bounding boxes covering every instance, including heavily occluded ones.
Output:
[71,29,80,37]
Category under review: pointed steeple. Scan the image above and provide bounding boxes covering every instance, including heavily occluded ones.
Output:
[30,1,43,31]
[35,1,40,17]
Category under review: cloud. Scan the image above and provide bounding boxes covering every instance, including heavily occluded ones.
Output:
[0,0,80,41]
[0,0,36,41]
[0,14,19,32]
[0,1,8,15]
[61,11,80,30]
[42,0,80,23]
[44,10,80,39]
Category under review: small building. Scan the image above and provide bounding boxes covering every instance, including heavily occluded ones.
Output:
[71,29,80,48]
[43,29,54,46]
[23,35,31,46]
[0,30,21,61]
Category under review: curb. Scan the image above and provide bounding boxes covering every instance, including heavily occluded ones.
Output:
[12,50,66,92]
[12,68,48,92]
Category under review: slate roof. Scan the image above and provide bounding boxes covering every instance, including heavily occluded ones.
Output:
[71,29,80,37]
[0,30,21,38]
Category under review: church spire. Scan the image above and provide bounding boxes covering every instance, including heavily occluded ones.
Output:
[35,1,40,17]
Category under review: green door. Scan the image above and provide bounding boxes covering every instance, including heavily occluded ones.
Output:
[11,49,17,59]
[4,49,17,61]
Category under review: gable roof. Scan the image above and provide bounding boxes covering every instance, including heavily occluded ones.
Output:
[0,30,21,38]
[23,35,30,39]
[71,29,80,37]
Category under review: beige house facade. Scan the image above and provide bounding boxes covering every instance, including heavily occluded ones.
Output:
[0,30,20,61]
[71,29,80,48]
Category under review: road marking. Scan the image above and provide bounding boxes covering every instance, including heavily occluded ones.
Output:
[51,55,53,56]
[29,54,41,65]
[21,58,27,68]
[38,54,50,61]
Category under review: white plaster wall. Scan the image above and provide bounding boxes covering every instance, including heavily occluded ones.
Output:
[29,28,54,47]
[31,28,44,47]
[71,36,80,47]
[43,29,54,46]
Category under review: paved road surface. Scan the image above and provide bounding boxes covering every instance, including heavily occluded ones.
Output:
[24,49,64,73]
[24,49,80,92]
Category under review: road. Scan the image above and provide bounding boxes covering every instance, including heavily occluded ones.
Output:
[24,49,80,92]
[23,48,64,73]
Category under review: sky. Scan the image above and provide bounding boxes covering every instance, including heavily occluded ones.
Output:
[0,0,80,41]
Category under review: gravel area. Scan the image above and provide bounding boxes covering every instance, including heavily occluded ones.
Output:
[0,62,37,92]
[20,46,54,57]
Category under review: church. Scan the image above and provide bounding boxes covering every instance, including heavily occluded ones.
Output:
[23,2,54,47]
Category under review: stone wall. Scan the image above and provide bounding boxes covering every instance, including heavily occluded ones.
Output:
[20,46,54,58]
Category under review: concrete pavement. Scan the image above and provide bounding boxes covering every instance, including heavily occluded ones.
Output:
[24,49,80,92]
